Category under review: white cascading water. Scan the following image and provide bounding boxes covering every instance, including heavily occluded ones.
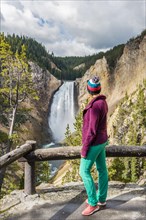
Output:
[49,81,75,143]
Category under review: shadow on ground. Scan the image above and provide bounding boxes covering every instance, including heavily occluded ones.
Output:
[6,188,146,220]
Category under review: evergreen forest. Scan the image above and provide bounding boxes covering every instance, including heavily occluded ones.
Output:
[2,29,146,81]
[1,30,146,80]
[4,33,125,80]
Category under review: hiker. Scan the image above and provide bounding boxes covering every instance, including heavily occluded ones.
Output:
[79,76,108,216]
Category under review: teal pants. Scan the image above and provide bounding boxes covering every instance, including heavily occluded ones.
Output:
[79,142,108,206]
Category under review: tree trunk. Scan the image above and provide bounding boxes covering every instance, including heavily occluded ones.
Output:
[0,167,6,197]
[0,141,36,169]
[0,143,8,196]
[9,105,17,138]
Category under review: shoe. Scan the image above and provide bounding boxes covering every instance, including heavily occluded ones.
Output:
[85,199,106,207]
[82,204,100,216]
[98,201,106,207]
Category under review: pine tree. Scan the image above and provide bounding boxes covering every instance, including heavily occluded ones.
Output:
[122,158,131,182]
[109,82,146,183]
[36,162,51,185]
[0,35,38,142]
[108,158,125,181]
[65,104,84,147]
[65,124,74,146]
[0,34,39,192]
[131,157,140,182]
[62,106,83,183]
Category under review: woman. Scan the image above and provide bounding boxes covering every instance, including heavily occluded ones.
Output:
[79,76,108,216]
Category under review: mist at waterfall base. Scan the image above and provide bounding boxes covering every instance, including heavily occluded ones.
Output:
[45,81,76,176]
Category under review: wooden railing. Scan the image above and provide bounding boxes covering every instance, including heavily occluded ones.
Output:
[0,140,146,195]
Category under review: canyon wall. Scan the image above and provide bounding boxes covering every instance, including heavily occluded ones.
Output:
[78,35,146,113]
[19,62,61,146]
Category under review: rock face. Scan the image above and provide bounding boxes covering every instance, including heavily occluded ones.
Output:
[73,63,85,70]
[78,57,109,105]
[78,35,146,113]
[19,62,61,146]
[50,61,61,72]
[108,35,146,110]
[108,83,146,145]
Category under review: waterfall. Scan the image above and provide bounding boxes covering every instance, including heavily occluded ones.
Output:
[48,81,75,143]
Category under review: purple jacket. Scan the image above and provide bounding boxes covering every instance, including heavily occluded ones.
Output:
[81,95,108,157]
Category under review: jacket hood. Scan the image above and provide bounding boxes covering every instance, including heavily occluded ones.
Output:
[84,95,106,111]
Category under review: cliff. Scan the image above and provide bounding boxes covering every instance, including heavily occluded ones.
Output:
[78,34,146,113]
[18,62,61,146]
[108,81,146,145]
[73,63,85,70]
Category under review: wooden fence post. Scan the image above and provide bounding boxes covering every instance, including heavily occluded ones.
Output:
[24,160,36,195]
[24,141,36,195]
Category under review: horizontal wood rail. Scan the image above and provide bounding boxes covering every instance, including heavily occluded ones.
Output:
[24,145,146,161]
[0,140,36,169]
[0,141,146,195]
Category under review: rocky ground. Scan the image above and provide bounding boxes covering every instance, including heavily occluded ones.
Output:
[0,181,146,220]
